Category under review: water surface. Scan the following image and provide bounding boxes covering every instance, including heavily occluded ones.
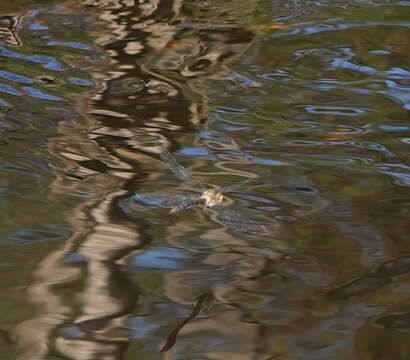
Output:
[1,0,410,359]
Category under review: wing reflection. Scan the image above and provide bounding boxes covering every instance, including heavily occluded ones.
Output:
[208,208,271,236]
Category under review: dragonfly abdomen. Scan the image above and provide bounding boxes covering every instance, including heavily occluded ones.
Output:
[169,199,199,214]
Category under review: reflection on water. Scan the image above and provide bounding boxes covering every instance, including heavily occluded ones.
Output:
[1,0,410,359]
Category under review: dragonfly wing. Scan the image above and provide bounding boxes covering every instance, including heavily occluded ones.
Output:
[160,147,193,181]
[160,146,206,190]
[218,178,251,194]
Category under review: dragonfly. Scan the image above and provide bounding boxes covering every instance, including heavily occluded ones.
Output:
[159,146,250,214]
[125,146,269,236]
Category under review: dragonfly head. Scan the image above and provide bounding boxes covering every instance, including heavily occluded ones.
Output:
[199,189,224,208]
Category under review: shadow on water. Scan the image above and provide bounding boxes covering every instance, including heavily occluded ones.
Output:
[0,0,410,359]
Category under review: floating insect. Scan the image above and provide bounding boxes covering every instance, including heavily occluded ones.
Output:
[124,146,269,236]
[159,146,249,214]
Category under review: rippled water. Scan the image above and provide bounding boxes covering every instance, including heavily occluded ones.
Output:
[1,0,410,358]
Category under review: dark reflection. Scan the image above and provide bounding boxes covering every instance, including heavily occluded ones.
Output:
[378,256,410,276]
[161,291,215,352]
[328,275,391,300]
[0,15,22,46]
[11,0,268,359]
[377,314,410,330]
[0,328,15,345]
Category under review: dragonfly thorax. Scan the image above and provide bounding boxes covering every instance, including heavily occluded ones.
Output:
[199,189,224,208]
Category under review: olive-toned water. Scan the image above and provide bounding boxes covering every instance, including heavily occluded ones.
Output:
[1,0,409,359]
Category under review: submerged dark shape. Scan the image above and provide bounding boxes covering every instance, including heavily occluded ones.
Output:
[0,328,14,345]
[377,256,410,276]
[328,275,391,299]
[376,313,410,329]
[161,292,215,352]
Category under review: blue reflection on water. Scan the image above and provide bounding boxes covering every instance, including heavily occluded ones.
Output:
[0,45,65,71]
[378,164,410,186]
[304,105,368,116]
[22,87,64,101]
[369,50,391,55]
[0,99,9,107]
[28,21,48,30]
[0,71,33,84]
[0,83,21,96]
[6,226,71,245]
[68,77,94,86]
[126,316,160,339]
[26,55,65,71]
[179,147,209,156]
[0,45,22,58]
[47,41,91,50]
[379,124,410,132]
[130,246,192,270]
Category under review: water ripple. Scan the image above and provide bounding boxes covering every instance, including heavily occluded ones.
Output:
[303,105,369,116]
